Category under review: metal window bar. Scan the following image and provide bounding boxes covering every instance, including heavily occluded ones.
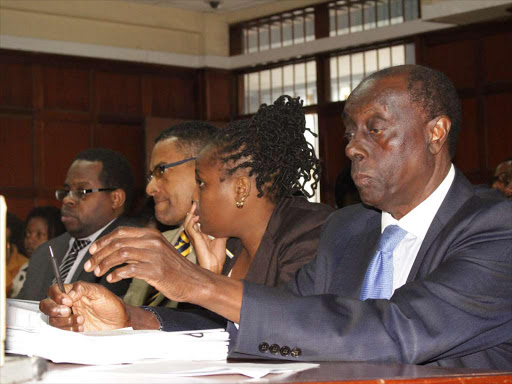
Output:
[240,8,315,53]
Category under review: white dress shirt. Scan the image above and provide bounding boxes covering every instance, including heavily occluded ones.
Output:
[381,164,455,294]
[64,218,116,284]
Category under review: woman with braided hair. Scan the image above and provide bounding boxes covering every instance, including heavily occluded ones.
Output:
[184,95,333,287]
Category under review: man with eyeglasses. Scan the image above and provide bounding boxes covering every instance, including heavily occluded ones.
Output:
[18,148,135,301]
[122,121,218,308]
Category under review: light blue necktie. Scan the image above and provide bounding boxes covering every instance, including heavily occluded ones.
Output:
[360,225,407,300]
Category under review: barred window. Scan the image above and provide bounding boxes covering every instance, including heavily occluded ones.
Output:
[330,42,415,102]
[329,0,420,36]
[241,59,317,115]
[242,7,315,54]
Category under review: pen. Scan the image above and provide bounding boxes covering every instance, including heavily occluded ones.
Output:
[48,245,66,293]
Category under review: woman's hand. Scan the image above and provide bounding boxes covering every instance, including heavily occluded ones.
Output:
[184,201,228,274]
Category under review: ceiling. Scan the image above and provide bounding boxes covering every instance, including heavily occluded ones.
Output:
[123,0,282,13]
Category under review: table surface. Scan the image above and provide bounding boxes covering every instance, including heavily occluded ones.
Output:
[34,359,512,384]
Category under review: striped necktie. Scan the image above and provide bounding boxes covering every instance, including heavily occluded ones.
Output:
[360,225,407,301]
[145,231,191,307]
[53,238,91,284]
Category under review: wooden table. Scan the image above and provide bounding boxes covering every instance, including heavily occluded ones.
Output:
[35,359,512,384]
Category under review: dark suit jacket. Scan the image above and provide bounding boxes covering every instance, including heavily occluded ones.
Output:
[18,217,133,301]
[230,170,512,369]
[152,196,334,331]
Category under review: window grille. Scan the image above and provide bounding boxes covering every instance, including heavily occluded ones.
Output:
[241,59,317,115]
[330,42,415,102]
[241,7,315,54]
[329,0,420,37]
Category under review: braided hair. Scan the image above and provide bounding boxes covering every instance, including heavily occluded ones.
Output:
[212,95,320,203]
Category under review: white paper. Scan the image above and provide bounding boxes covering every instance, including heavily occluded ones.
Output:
[6,299,229,365]
[40,359,319,383]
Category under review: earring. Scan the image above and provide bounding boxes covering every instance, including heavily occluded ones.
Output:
[236,196,246,209]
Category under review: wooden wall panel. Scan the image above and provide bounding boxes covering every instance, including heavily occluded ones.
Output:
[0,62,32,109]
[0,116,33,188]
[151,73,197,119]
[453,98,479,174]
[93,124,145,188]
[4,197,33,221]
[482,31,512,84]
[0,49,234,218]
[416,21,512,184]
[43,66,90,111]
[33,197,60,210]
[39,120,91,189]
[201,69,233,121]
[95,72,142,116]
[485,92,512,168]
[421,40,476,90]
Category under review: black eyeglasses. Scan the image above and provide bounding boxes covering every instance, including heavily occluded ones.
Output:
[55,188,118,201]
[147,157,196,183]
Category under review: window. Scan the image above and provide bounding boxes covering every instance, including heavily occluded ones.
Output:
[330,42,415,102]
[240,7,315,54]
[240,59,317,115]
[329,0,420,36]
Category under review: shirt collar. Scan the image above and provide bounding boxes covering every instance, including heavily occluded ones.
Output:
[70,218,117,246]
[381,164,455,239]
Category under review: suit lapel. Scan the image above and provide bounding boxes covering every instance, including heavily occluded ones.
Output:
[69,218,121,282]
[328,215,381,298]
[407,170,474,282]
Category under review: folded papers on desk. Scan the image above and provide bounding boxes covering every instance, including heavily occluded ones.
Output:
[41,360,320,382]
[6,299,229,364]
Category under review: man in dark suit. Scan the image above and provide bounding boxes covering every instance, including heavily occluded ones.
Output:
[41,65,512,369]
[18,148,135,301]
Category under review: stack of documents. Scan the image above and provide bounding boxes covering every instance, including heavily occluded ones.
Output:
[6,299,229,364]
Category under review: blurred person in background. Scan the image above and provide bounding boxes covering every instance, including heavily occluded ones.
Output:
[24,206,66,258]
[10,206,66,297]
[6,212,27,297]
[491,158,512,196]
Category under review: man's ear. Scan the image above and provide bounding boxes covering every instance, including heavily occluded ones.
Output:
[428,115,451,155]
[234,177,251,202]
[111,189,126,211]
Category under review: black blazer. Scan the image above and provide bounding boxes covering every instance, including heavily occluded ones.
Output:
[230,170,512,369]
[224,196,334,286]
[18,217,134,301]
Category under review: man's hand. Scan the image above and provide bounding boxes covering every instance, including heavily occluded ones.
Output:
[40,284,82,332]
[184,201,228,274]
[40,282,128,332]
[86,226,208,304]
[86,226,244,323]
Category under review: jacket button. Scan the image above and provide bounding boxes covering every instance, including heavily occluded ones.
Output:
[269,344,280,354]
[280,346,291,356]
[258,342,269,353]
[290,347,302,357]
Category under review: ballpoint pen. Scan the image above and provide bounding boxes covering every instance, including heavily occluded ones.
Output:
[48,245,66,293]
[48,245,74,314]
